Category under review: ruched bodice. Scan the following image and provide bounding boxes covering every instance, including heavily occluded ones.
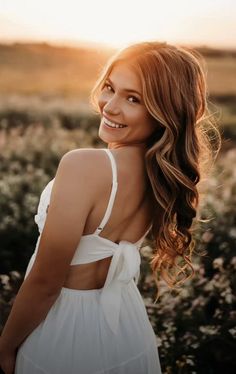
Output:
[26,148,152,335]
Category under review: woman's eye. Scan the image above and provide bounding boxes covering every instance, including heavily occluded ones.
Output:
[104,83,112,91]
[128,96,139,103]
[103,83,139,103]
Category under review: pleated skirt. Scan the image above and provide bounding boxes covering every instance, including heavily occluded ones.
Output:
[14,280,162,374]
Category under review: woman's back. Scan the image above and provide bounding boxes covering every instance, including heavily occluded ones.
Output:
[63,147,153,291]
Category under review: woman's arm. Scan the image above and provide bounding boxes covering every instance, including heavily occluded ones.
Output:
[0,149,97,352]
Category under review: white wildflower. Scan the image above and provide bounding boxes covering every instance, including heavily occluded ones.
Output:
[213,257,224,269]
[229,228,236,238]
[228,327,236,338]
[199,325,220,335]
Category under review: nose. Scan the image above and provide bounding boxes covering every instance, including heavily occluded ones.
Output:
[103,95,121,116]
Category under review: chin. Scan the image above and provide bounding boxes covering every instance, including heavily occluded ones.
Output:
[99,127,113,140]
[98,129,110,144]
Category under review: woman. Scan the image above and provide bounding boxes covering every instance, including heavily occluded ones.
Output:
[0,41,221,374]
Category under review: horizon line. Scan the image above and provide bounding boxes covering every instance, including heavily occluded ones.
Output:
[0,37,235,52]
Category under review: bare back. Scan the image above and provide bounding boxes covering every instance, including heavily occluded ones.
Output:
[63,147,153,291]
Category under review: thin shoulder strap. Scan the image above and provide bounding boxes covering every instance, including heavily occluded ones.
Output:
[134,223,152,246]
[93,149,118,235]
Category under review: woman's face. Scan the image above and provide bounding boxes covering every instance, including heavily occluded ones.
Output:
[97,62,156,149]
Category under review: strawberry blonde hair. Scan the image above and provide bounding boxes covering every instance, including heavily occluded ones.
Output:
[90,41,222,301]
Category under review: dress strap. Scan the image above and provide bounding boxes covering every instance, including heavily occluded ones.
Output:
[93,149,118,235]
[134,223,152,246]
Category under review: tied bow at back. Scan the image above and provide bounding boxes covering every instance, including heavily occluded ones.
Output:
[100,240,141,335]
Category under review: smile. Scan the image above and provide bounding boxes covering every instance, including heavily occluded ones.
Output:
[103,117,127,129]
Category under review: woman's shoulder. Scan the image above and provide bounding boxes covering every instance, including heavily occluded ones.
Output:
[64,147,104,157]
[59,147,109,183]
[61,147,106,164]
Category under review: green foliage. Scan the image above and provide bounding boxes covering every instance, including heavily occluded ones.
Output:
[0,112,235,373]
[139,149,236,373]
[0,42,235,372]
[0,117,103,273]
[0,271,22,334]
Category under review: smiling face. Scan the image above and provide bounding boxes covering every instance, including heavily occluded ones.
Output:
[97,62,156,150]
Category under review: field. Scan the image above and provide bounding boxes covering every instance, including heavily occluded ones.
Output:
[0,42,235,374]
[0,43,235,97]
[0,42,116,97]
[0,42,235,148]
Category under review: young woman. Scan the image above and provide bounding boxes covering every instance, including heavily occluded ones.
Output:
[0,41,221,374]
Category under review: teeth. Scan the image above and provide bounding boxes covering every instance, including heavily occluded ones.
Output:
[104,117,126,128]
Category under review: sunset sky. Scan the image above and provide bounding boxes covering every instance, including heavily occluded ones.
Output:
[0,0,235,49]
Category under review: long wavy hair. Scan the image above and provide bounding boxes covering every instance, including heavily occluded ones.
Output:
[89,41,222,301]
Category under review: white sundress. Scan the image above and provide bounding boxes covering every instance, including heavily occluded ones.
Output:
[14,148,162,374]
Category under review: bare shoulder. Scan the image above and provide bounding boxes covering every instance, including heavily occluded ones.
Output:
[62,147,103,163]
[29,148,107,291]
[60,148,108,185]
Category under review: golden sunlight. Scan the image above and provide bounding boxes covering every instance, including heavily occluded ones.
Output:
[0,0,235,48]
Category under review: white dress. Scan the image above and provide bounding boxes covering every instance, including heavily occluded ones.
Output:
[14,148,162,374]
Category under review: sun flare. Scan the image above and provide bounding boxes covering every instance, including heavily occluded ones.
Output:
[0,0,235,49]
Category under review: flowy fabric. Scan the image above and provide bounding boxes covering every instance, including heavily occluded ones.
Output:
[14,148,162,374]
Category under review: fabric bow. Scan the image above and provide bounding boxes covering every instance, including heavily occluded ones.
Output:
[100,240,141,335]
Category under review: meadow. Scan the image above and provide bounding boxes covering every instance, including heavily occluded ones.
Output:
[0,42,235,373]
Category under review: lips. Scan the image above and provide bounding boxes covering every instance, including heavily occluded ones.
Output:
[103,115,127,127]
[103,119,127,130]
[102,117,127,130]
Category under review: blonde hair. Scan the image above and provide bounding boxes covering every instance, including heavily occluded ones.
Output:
[90,41,222,301]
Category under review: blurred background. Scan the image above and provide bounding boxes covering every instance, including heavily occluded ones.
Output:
[0,1,235,373]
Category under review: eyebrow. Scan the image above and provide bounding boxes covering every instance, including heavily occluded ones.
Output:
[106,77,142,97]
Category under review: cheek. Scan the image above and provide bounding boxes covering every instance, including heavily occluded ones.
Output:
[97,96,104,111]
[98,92,108,110]
[140,114,156,136]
